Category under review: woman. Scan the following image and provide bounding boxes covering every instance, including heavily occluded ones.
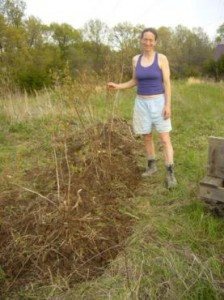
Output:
[107,27,177,189]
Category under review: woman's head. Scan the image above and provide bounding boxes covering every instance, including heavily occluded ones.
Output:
[140,28,158,51]
[140,28,158,41]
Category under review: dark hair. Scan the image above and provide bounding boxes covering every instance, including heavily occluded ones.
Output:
[141,28,158,40]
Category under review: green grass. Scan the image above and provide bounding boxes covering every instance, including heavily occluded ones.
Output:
[0,80,224,299]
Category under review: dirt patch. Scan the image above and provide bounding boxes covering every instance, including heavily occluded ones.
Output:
[0,118,142,295]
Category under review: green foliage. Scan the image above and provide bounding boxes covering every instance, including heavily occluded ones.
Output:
[0,2,221,92]
[0,0,26,27]
[162,25,213,78]
[204,55,224,81]
[49,22,82,59]
[24,16,45,48]
[16,64,51,91]
[216,54,224,79]
[215,22,224,42]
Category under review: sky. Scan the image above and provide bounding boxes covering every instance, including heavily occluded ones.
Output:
[24,0,224,40]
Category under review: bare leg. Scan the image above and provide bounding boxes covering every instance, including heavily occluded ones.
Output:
[159,132,177,188]
[143,133,156,159]
[159,132,173,165]
[141,133,157,177]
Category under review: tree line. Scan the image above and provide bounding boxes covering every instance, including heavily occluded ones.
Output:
[0,0,224,93]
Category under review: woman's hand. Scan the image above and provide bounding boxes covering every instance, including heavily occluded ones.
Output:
[163,105,171,119]
[106,82,118,89]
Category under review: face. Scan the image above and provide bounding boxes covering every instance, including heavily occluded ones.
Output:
[141,31,157,51]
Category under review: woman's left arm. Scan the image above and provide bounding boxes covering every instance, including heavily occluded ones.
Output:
[160,54,171,120]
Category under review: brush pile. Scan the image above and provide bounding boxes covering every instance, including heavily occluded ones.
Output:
[0,118,142,295]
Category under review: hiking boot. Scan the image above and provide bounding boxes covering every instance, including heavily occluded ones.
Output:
[166,164,178,189]
[142,159,157,177]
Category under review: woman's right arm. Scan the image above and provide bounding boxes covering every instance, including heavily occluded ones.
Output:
[107,56,138,90]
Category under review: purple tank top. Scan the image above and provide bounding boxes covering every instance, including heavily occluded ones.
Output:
[135,53,164,95]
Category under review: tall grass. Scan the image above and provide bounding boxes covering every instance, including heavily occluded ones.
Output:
[0,79,224,299]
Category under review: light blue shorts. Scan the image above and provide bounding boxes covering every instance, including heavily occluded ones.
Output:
[133,94,172,134]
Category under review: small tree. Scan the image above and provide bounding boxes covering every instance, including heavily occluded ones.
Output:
[0,0,26,27]
[215,23,224,43]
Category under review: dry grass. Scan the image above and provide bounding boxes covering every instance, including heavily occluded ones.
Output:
[187,77,205,84]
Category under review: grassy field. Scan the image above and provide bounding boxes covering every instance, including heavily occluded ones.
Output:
[0,79,224,299]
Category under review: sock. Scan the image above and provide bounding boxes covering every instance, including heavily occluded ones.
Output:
[166,164,174,172]
[147,155,155,161]
[148,159,156,168]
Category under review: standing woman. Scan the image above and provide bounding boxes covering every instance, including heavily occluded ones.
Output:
[107,27,177,189]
